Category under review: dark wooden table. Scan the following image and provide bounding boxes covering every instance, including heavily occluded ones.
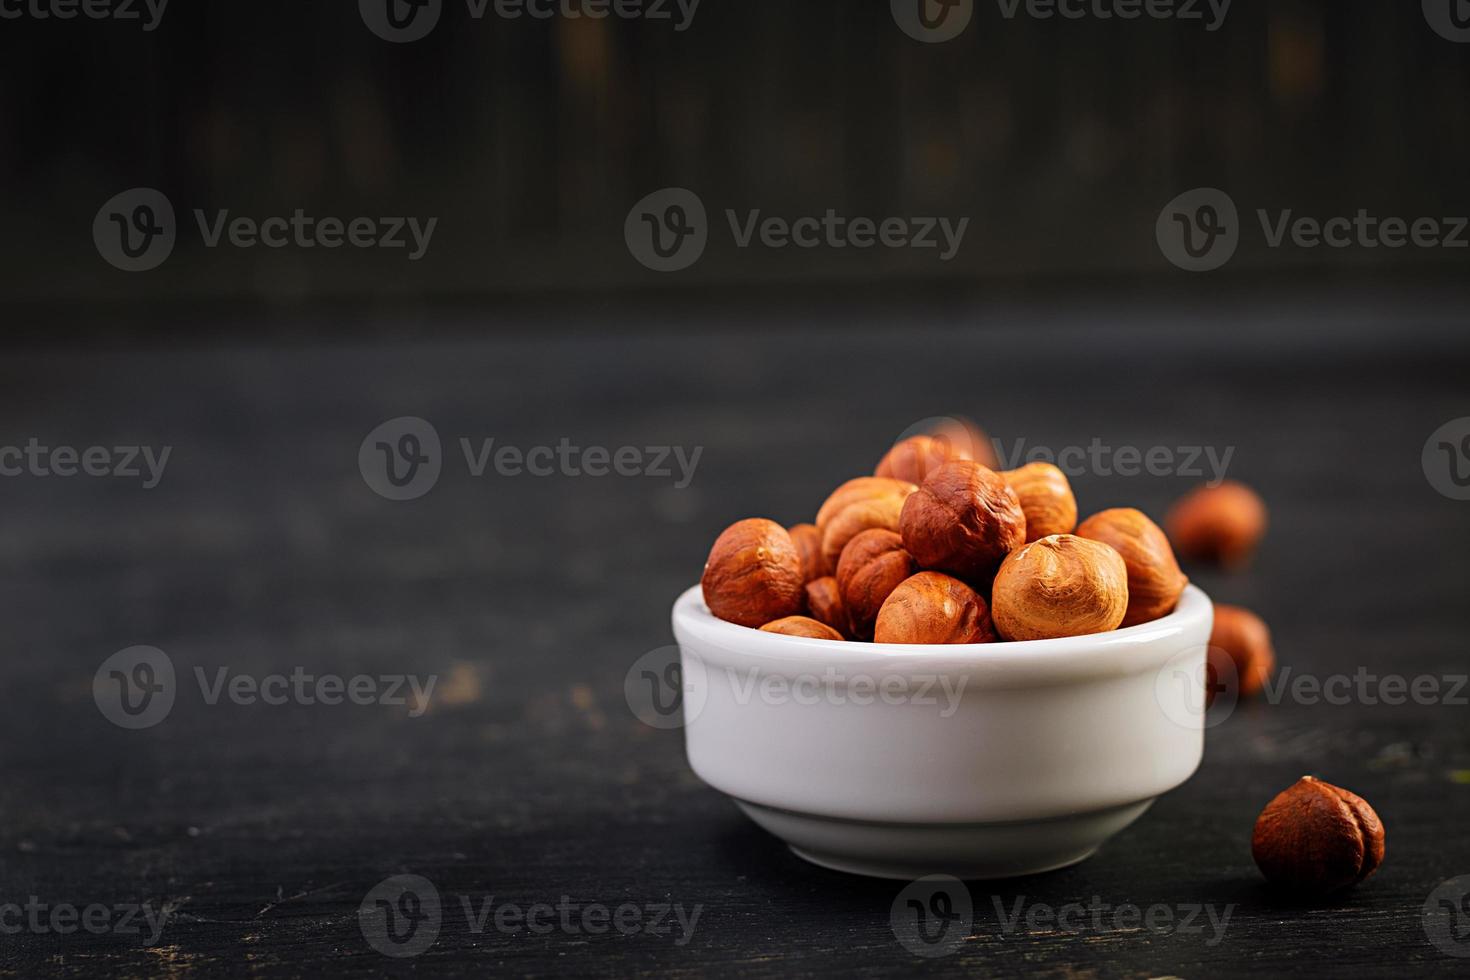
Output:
[4,289,1469,977]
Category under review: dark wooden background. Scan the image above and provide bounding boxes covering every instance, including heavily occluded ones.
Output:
[1,286,1467,977]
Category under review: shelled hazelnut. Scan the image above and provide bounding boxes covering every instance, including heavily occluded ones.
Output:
[835,528,918,640]
[788,523,828,582]
[804,576,849,638]
[1076,508,1187,627]
[874,571,996,644]
[1206,605,1275,702]
[1252,776,1385,894]
[991,535,1129,641]
[814,477,917,572]
[875,434,974,486]
[1001,462,1078,542]
[760,616,845,641]
[1165,481,1267,568]
[700,518,805,629]
[899,460,1027,582]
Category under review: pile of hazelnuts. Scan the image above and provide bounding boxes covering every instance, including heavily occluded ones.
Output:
[699,428,1386,895]
[701,430,1205,645]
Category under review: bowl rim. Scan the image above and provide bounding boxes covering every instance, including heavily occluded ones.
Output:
[672,583,1213,673]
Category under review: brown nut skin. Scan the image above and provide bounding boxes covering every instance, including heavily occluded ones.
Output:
[1165,481,1268,568]
[788,523,828,583]
[875,435,974,486]
[835,529,919,640]
[1076,508,1188,627]
[814,477,917,532]
[874,571,997,645]
[1001,463,1078,543]
[804,576,849,638]
[760,616,845,641]
[899,460,1028,581]
[991,534,1129,641]
[1252,776,1385,894]
[923,416,1002,470]
[1206,604,1275,702]
[819,492,909,572]
[700,518,805,629]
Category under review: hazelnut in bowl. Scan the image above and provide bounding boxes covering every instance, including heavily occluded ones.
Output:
[674,504,1212,880]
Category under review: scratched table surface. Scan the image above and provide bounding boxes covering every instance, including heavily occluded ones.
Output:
[3,286,1470,978]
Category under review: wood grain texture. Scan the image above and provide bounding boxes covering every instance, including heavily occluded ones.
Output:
[1,304,1468,977]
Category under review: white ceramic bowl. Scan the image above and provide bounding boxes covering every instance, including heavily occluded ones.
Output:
[671,584,1213,880]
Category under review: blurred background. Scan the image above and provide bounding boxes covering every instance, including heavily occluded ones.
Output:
[2,0,1468,325]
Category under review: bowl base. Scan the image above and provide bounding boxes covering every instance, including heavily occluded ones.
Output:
[736,799,1153,881]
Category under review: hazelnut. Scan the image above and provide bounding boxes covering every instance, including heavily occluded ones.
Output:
[760,616,844,641]
[814,476,917,532]
[819,492,910,572]
[1075,508,1187,627]
[1000,462,1078,542]
[991,534,1129,641]
[788,522,828,582]
[1206,604,1275,702]
[1165,481,1267,568]
[874,571,996,644]
[804,576,849,638]
[875,434,973,486]
[700,518,805,629]
[899,460,1027,581]
[835,528,919,640]
[1252,776,1385,894]
[924,416,1002,470]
